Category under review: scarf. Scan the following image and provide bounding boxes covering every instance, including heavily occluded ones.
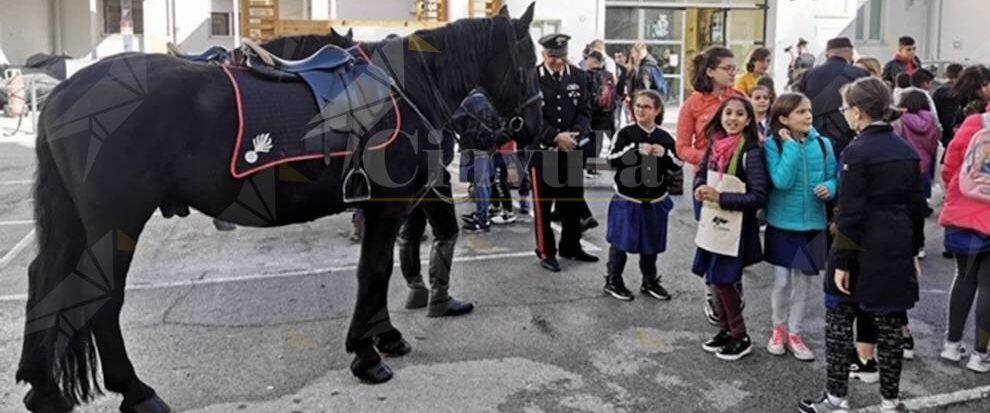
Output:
[711,133,743,174]
[895,54,917,75]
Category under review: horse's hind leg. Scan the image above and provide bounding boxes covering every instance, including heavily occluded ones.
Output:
[346,202,408,384]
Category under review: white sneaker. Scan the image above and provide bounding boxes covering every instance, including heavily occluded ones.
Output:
[917,249,927,259]
[880,398,908,412]
[940,341,967,362]
[965,352,990,373]
[490,210,517,225]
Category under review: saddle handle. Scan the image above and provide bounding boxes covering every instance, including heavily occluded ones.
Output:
[241,38,275,67]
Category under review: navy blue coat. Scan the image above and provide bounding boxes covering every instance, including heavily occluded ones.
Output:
[798,57,869,154]
[827,124,926,308]
[692,140,769,283]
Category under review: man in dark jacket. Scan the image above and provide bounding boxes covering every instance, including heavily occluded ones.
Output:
[530,33,598,272]
[797,37,869,155]
[882,36,924,87]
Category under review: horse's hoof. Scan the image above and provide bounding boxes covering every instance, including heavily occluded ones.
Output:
[23,388,73,413]
[120,395,172,413]
[375,337,412,357]
[350,356,393,384]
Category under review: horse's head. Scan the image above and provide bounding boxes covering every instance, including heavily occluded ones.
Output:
[478,3,543,146]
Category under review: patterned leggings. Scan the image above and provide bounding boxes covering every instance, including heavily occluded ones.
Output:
[826,302,904,400]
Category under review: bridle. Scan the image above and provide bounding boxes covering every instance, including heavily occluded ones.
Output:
[492,19,543,135]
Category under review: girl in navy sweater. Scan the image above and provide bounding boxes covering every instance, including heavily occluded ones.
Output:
[693,96,770,361]
[603,90,682,301]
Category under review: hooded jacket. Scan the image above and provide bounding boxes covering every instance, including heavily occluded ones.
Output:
[893,110,940,175]
[764,127,838,231]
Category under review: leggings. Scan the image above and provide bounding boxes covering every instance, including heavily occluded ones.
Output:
[826,303,904,400]
[946,252,990,352]
[713,283,746,339]
[771,266,816,334]
[606,246,658,284]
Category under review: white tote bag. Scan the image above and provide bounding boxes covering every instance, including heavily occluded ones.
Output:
[695,143,747,257]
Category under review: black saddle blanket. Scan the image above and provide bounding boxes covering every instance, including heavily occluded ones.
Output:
[220,62,398,178]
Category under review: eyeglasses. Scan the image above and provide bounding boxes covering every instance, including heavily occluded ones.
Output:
[839,106,852,113]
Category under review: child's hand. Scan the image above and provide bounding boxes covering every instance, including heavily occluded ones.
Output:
[814,184,831,200]
[651,144,666,157]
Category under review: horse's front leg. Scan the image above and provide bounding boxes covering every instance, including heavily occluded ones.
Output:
[345,201,409,384]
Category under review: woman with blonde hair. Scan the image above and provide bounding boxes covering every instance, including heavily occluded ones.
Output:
[855,57,883,78]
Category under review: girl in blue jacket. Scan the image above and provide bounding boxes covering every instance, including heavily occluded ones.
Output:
[763,93,838,361]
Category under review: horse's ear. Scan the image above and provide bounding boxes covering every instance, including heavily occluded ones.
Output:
[497,4,510,18]
[520,3,535,26]
[346,28,354,40]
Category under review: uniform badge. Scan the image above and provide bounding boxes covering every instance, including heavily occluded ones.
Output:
[245,133,273,164]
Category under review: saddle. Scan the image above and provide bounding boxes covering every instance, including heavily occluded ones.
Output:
[220,40,401,203]
[166,43,233,64]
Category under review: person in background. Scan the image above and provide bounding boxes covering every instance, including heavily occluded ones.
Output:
[892,72,912,105]
[938,76,990,373]
[855,57,883,79]
[797,37,869,155]
[763,92,837,362]
[629,42,669,99]
[603,90,680,302]
[749,84,773,141]
[788,38,815,86]
[694,96,769,361]
[799,77,925,413]
[882,36,923,88]
[933,63,965,148]
[894,90,940,221]
[614,51,631,130]
[736,47,772,95]
[586,50,617,178]
[590,39,618,84]
[676,45,746,325]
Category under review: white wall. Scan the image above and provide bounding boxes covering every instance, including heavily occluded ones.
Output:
[336,0,412,21]
[59,0,98,58]
[936,0,990,65]
[505,0,599,66]
[0,0,53,64]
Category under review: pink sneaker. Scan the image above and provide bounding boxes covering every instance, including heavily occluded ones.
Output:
[766,325,787,355]
[788,333,815,361]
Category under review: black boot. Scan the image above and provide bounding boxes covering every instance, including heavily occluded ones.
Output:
[603,274,633,301]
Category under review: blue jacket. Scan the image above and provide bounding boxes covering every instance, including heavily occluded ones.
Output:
[764,128,838,231]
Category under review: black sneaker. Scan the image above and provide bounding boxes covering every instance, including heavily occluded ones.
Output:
[849,355,879,383]
[715,335,753,361]
[902,335,915,360]
[702,330,732,353]
[580,216,599,232]
[641,282,671,301]
[603,275,634,301]
[461,212,477,224]
[462,219,490,233]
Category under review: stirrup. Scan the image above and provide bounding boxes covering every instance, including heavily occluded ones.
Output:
[343,167,372,203]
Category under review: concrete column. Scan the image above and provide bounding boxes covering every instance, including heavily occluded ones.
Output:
[312,0,331,19]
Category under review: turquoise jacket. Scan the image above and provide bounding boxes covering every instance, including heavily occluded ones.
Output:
[764,127,838,231]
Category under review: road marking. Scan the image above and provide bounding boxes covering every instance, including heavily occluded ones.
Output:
[0,180,32,186]
[0,219,34,226]
[856,384,990,412]
[0,228,35,271]
[0,250,537,302]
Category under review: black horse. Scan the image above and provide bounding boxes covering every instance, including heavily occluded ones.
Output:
[16,5,541,412]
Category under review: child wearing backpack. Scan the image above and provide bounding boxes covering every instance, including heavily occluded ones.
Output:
[587,51,617,177]
[939,95,990,373]
[603,90,681,302]
[763,92,838,361]
[894,90,940,219]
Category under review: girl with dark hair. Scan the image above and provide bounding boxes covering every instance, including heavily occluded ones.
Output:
[602,90,681,302]
[693,96,769,361]
[763,93,837,362]
[800,76,925,413]
[953,65,990,121]
[676,46,746,325]
[894,90,940,215]
[736,47,772,94]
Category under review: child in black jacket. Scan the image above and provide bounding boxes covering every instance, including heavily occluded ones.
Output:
[603,90,681,302]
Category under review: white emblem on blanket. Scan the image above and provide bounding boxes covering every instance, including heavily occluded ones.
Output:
[245,133,273,164]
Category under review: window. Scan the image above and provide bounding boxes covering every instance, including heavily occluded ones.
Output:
[103,0,144,35]
[854,0,884,42]
[211,12,232,37]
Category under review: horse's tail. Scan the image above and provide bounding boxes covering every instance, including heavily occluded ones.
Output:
[16,107,103,405]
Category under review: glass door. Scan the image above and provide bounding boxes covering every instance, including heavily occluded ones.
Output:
[604,7,686,108]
